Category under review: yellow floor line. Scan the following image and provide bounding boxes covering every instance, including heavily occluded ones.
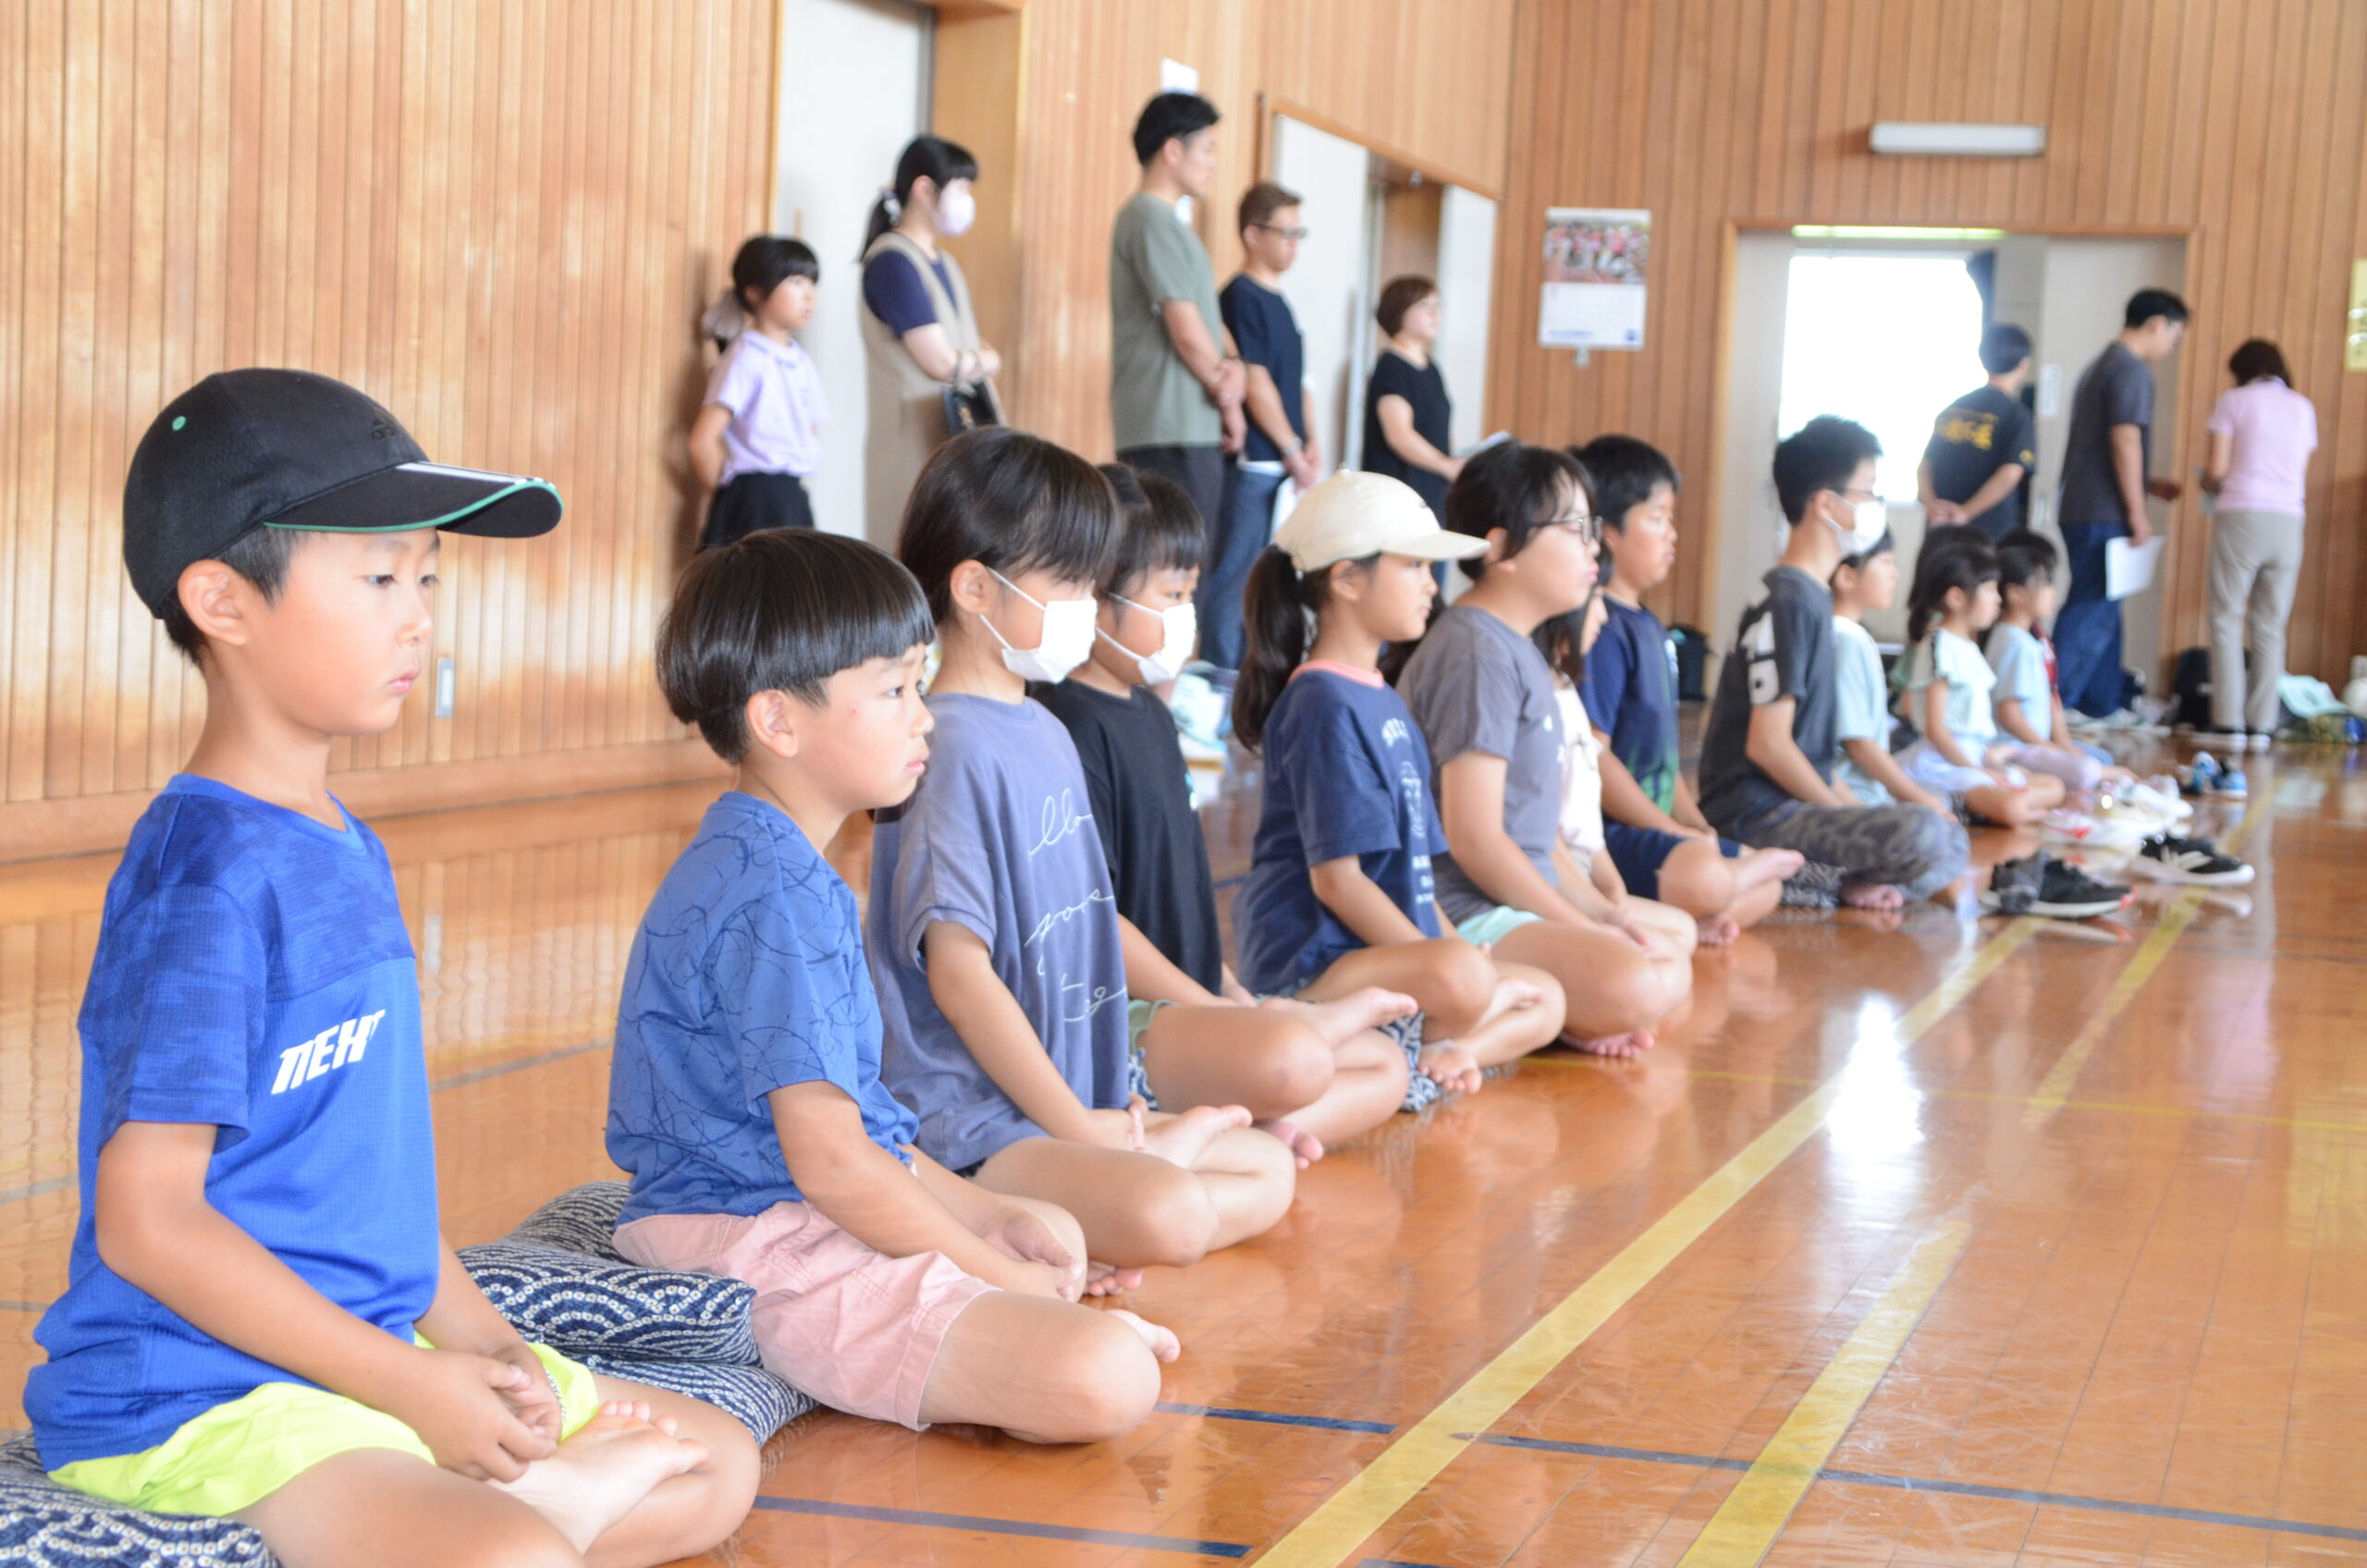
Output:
[2021,792,2272,1128]
[1674,1222,1971,1566]
[1249,917,2040,1568]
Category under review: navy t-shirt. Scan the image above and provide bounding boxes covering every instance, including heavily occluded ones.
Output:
[1234,667,1448,995]
[607,792,919,1224]
[1582,596,1684,815]
[862,248,956,336]
[29,778,439,1469]
[1922,385,2037,537]
[868,695,1131,1172]
[1698,567,1839,837]
[1361,351,1453,518]
[1220,275,1306,464]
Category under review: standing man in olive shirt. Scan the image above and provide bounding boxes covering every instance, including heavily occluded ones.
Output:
[1110,92,1244,538]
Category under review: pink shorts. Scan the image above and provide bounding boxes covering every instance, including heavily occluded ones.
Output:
[615,1201,996,1429]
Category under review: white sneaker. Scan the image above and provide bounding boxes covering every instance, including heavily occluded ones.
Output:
[2112,778,2192,824]
[2131,832,2256,887]
[2041,810,2148,851]
[2246,730,2275,753]
[2190,727,2248,750]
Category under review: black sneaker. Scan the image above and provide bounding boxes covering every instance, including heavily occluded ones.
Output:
[2134,832,2255,886]
[1980,851,2130,919]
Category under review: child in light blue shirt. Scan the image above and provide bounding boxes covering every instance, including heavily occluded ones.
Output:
[1898,534,2065,827]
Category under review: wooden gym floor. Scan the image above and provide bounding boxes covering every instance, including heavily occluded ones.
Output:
[3,735,2363,1566]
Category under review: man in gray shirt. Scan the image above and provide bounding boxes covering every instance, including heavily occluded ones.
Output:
[1110,92,1244,534]
[2053,288,2187,718]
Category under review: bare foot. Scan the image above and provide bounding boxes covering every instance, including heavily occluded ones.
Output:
[492,1403,706,1553]
[1104,1308,1182,1364]
[1418,1044,1484,1095]
[1138,1103,1252,1169]
[1695,912,1741,947]
[1841,880,1905,911]
[1258,1118,1325,1169]
[1084,1261,1145,1296]
[1734,847,1807,891]
[1567,1028,1654,1059]
[1261,986,1417,1046]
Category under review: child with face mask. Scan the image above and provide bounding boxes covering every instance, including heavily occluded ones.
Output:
[1695,416,1971,911]
[1032,468,1417,1168]
[870,429,1299,1294]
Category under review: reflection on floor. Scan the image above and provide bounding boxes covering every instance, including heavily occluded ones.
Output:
[5,738,2366,1567]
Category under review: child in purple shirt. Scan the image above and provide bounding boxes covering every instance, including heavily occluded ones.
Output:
[691,236,829,548]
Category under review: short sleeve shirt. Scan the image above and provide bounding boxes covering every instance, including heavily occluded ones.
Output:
[867,695,1131,1171]
[706,331,828,484]
[1698,567,1837,837]
[1987,622,2054,731]
[2206,378,2317,515]
[1831,615,1895,805]
[2057,342,2154,526]
[28,778,437,1469]
[1904,628,1999,750]
[1110,192,1223,450]
[1581,597,1683,814]
[1396,605,1566,925]
[862,248,955,336]
[1923,385,2037,537]
[1361,351,1453,518]
[1030,678,1223,995]
[1220,275,1307,464]
[607,793,918,1224]
[1233,667,1448,995]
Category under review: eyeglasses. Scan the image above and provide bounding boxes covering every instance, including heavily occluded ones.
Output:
[1252,223,1310,241]
[1543,511,1602,545]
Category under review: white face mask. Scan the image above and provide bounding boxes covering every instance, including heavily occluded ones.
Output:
[982,570,1097,683]
[1101,598,1196,685]
[937,182,976,237]
[1828,495,1888,555]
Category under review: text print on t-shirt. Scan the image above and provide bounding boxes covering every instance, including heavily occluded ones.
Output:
[1022,787,1127,1023]
[269,1009,387,1095]
[1393,759,1439,916]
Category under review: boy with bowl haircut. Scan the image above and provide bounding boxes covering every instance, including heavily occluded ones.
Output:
[607,528,1173,1445]
[28,369,755,1568]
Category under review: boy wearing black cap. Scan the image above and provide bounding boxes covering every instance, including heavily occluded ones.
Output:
[25,371,757,1567]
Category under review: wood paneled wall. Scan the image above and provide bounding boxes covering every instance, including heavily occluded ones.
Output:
[943,0,1521,455]
[0,0,768,856]
[1489,0,2367,683]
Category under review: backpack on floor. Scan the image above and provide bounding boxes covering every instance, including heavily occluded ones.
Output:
[2170,646,2213,729]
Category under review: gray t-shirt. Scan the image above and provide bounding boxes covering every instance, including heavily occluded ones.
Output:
[2057,341,2154,526]
[866,694,1132,1172]
[1110,191,1222,451]
[1396,604,1567,924]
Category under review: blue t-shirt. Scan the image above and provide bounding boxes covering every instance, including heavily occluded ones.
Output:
[1234,668,1448,995]
[1581,596,1683,815]
[1219,275,1306,464]
[28,778,437,1469]
[862,249,956,336]
[608,792,918,1224]
[1832,615,1895,805]
[1987,621,2054,731]
[868,694,1130,1172]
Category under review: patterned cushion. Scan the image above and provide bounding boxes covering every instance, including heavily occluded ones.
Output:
[570,1354,812,1440]
[458,1241,758,1366]
[504,1182,633,1260]
[0,1431,272,1566]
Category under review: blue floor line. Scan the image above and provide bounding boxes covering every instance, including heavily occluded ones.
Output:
[753,1496,1249,1557]
[1158,1400,1397,1434]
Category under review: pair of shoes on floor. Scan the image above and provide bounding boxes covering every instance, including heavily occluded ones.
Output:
[2041,808,2150,851]
[2107,776,2192,825]
[2189,726,2275,753]
[1980,850,2132,919]
[2184,752,2250,801]
[2128,830,2256,887]
[2071,706,2168,736]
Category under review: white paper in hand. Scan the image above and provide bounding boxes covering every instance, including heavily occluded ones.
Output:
[2104,535,2163,600]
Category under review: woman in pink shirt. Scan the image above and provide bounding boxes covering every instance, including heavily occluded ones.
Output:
[2201,339,2316,747]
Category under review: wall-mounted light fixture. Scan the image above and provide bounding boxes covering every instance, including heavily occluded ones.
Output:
[1870,123,2046,157]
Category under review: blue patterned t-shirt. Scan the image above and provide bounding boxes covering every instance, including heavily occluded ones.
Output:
[608,791,918,1222]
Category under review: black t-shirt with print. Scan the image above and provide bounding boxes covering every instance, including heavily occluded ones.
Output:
[1922,384,2037,538]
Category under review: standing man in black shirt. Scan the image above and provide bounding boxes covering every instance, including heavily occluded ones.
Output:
[1919,322,2037,544]
[1208,182,1319,678]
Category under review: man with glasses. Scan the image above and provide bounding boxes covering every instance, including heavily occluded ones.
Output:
[1204,181,1319,679]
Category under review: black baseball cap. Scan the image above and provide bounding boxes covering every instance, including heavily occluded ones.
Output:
[122,368,563,619]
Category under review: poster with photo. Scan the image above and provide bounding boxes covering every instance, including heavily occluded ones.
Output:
[1539,207,1650,349]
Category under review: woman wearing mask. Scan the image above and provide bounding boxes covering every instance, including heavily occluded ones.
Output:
[860,135,1004,544]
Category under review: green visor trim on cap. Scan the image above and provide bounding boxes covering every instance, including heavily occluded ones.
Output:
[263,476,562,533]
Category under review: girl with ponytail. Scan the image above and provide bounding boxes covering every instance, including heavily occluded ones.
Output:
[860,135,1004,544]
[1896,535,2065,827]
[1230,472,1568,1098]
[689,235,827,548]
